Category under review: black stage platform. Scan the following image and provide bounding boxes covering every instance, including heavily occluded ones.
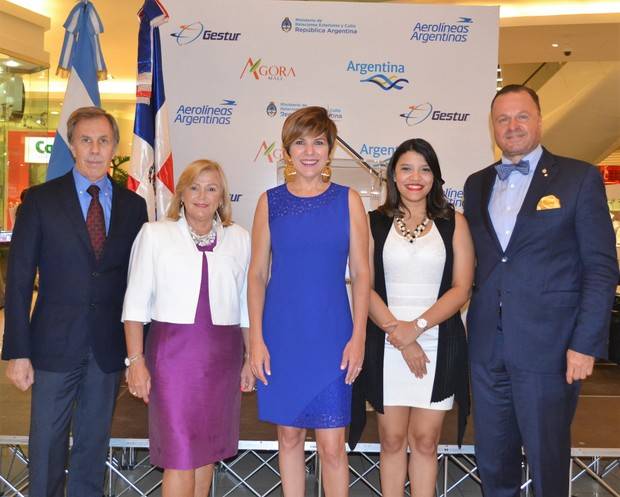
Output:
[1,363,619,496]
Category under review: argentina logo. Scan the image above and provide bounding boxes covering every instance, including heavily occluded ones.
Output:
[346,60,409,91]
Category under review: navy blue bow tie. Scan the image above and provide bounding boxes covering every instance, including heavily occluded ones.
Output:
[495,160,530,181]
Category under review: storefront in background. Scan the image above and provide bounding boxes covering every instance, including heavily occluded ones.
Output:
[0,54,49,236]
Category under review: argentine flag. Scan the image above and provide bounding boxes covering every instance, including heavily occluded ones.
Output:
[47,0,106,181]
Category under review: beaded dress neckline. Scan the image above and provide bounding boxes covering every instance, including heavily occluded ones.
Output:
[285,182,333,199]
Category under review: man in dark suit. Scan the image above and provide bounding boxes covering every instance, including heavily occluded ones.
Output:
[464,84,618,497]
[1,106,147,497]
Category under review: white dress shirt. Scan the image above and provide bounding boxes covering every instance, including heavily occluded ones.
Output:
[122,214,250,327]
[488,145,543,251]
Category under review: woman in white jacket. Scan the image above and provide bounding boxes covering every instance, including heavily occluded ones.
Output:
[122,159,254,497]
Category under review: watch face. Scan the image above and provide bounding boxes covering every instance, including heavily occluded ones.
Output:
[124,358,131,367]
[417,318,428,329]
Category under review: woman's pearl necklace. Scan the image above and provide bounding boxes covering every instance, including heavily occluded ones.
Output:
[395,216,430,244]
[188,223,217,247]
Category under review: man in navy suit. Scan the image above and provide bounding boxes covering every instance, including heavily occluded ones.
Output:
[2,107,147,497]
[464,85,618,496]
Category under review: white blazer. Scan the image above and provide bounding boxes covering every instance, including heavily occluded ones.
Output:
[122,215,250,327]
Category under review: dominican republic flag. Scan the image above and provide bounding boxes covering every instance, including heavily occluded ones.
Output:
[128,0,174,221]
[47,0,107,181]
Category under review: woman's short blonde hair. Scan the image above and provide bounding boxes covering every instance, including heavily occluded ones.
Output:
[167,159,233,226]
[281,106,338,154]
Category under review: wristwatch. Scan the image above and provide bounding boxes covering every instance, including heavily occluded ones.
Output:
[415,318,428,332]
[124,353,143,367]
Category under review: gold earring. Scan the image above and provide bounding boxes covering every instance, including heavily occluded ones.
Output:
[320,160,332,183]
[284,158,296,182]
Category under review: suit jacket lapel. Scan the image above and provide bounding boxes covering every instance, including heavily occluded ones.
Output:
[59,172,96,259]
[480,163,504,254]
[505,148,557,254]
[108,178,123,238]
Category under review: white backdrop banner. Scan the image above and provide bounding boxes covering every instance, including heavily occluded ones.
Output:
[159,0,499,229]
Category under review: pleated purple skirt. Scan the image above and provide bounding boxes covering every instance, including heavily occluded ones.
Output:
[145,247,243,469]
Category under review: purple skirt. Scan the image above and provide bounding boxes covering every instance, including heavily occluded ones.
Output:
[145,251,243,469]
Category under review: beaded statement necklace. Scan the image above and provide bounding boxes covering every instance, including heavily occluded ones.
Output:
[188,224,217,247]
[395,216,430,244]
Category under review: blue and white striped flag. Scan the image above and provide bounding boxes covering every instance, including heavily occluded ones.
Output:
[46,0,107,181]
[128,0,174,220]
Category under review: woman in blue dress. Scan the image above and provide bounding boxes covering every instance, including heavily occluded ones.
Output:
[248,106,370,497]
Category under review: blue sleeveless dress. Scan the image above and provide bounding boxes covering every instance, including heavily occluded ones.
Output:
[257,183,353,428]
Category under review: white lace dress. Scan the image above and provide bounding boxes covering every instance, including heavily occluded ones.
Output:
[382,222,454,409]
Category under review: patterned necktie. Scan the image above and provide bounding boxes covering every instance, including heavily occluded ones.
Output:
[86,185,106,261]
[495,159,530,181]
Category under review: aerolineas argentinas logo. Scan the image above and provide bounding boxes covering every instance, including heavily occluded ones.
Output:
[410,17,473,44]
[174,100,237,126]
[170,22,241,46]
[240,58,296,81]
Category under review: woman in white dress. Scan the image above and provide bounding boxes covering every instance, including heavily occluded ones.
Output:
[349,138,474,497]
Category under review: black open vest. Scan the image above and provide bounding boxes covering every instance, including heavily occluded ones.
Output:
[348,209,469,449]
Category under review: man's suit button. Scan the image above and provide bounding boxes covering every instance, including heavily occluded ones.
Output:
[90,303,96,309]
[91,272,99,277]
[501,256,508,263]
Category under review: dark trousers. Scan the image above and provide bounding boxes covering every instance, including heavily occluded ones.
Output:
[471,332,579,497]
[28,351,121,497]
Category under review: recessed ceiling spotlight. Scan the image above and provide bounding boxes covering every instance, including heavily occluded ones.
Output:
[551,43,560,48]
[4,60,20,68]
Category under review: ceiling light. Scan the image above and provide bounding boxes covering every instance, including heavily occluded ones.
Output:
[50,79,136,96]
[4,60,20,68]
[500,2,620,18]
[551,43,560,48]
[5,0,50,16]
